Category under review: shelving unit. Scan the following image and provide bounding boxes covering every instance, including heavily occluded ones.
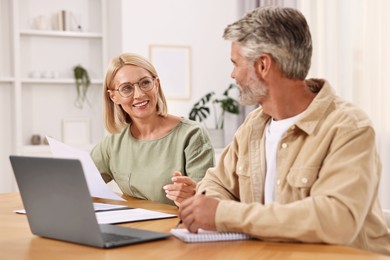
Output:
[7,0,108,156]
[21,78,103,84]
[20,29,103,38]
[0,78,15,83]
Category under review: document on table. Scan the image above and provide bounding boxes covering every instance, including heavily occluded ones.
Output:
[14,202,128,214]
[15,203,176,224]
[46,136,125,201]
[93,202,128,212]
[96,208,176,224]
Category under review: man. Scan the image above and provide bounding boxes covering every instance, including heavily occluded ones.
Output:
[178,6,390,255]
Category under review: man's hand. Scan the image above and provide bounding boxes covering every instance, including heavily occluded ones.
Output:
[178,193,219,233]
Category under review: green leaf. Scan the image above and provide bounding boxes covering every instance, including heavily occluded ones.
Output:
[73,65,91,109]
[189,107,210,122]
[188,84,239,129]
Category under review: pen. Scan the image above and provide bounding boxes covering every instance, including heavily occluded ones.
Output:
[175,219,183,229]
[175,190,206,229]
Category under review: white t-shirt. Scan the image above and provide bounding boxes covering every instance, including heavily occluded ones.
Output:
[264,113,303,204]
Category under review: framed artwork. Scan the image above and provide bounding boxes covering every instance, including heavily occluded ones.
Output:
[149,45,191,99]
[62,117,90,145]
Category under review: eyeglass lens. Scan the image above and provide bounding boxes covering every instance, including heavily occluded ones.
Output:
[118,77,154,97]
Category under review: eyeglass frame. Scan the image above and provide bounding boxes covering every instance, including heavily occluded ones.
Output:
[108,76,157,98]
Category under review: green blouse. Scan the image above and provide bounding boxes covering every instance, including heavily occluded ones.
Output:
[90,118,215,205]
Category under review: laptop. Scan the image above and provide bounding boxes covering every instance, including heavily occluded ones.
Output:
[9,155,170,248]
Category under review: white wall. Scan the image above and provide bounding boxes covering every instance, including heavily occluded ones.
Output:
[0,0,16,192]
[116,0,242,145]
[0,84,13,192]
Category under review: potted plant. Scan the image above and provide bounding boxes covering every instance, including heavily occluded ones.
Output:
[73,65,91,109]
[189,83,240,147]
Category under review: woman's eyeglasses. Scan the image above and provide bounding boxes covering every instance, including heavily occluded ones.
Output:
[110,76,156,98]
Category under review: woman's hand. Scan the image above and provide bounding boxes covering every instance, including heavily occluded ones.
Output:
[163,171,196,206]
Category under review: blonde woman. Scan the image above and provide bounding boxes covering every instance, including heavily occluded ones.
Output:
[91,53,214,206]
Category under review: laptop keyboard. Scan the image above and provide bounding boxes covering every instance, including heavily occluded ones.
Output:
[102,232,139,243]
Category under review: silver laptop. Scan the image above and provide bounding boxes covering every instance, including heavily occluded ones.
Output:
[9,155,170,248]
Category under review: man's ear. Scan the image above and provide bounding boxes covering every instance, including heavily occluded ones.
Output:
[255,54,272,77]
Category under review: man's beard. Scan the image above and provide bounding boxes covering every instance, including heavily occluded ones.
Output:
[238,70,268,106]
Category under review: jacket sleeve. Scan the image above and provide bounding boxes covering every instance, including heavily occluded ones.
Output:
[197,131,243,200]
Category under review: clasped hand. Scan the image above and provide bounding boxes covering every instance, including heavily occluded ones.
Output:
[163,171,197,206]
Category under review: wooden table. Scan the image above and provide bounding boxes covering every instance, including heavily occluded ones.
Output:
[1,192,389,260]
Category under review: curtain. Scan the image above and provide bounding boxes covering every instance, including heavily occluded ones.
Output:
[298,0,390,209]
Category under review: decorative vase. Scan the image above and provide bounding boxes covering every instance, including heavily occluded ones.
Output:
[31,135,41,145]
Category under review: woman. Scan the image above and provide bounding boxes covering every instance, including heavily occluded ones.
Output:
[91,53,214,206]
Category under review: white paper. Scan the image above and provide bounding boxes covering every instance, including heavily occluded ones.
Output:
[14,203,128,214]
[95,208,176,224]
[46,136,125,201]
[92,203,128,212]
[15,203,176,224]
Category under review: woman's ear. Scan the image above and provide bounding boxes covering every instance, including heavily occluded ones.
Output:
[108,90,119,104]
[155,77,160,91]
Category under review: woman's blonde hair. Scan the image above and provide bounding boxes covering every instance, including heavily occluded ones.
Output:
[103,53,168,133]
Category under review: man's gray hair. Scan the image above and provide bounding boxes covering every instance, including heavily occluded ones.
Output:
[223,6,312,80]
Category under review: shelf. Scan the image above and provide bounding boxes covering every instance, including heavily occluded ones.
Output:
[0,77,14,83]
[20,30,103,39]
[21,78,103,84]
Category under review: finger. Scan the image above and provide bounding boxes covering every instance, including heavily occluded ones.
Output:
[166,184,196,198]
[166,189,195,203]
[186,219,199,233]
[166,194,185,204]
[178,196,195,216]
[172,176,196,187]
[173,200,181,207]
[166,185,196,198]
[162,184,174,191]
[172,171,182,177]
[163,183,194,193]
[166,189,195,198]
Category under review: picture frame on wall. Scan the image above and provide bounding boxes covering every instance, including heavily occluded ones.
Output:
[149,45,191,100]
[62,117,90,145]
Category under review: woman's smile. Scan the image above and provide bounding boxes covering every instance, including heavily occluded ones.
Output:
[133,100,149,108]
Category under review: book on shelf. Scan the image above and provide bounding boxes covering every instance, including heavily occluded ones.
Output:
[57,10,66,31]
[57,10,81,31]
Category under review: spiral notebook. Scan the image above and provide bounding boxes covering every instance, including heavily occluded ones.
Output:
[170,229,251,243]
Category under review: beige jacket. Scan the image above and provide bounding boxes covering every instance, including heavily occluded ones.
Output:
[198,79,390,255]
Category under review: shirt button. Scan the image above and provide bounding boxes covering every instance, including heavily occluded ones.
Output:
[238,166,242,171]
[276,179,281,185]
[301,177,308,184]
[281,143,287,149]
